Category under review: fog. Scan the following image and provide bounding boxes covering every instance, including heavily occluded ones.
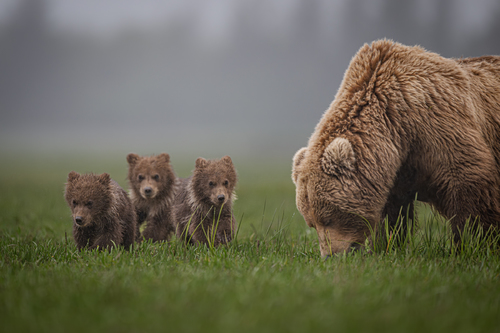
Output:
[1,0,499,159]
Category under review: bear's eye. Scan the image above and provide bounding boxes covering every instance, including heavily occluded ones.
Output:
[86,201,93,207]
[223,180,229,186]
[324,219,333,226]
[138,175,144,181]
[153,174,160,181]
[209,181,215,187]
[72,200,77,207]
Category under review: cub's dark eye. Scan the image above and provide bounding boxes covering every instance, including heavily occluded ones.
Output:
[138,175,144,181]
[223,180,229,186]
[153,174,159,181]
[86,201,93,207]
[72,200,77,207]
[209,181,215,187]
[323,219,333,226]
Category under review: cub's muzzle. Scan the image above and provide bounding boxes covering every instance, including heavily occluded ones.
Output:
[74,216,83,226]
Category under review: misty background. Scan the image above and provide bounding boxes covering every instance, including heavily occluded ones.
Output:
[1,0,500,160]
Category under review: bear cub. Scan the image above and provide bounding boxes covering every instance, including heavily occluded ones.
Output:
[174,156,237,246]
[64,171,138,250]
[127,153,177,242]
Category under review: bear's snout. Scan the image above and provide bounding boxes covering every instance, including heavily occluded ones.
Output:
[74,216,83,226]
[217,194,225,202]
[141,184,158,199]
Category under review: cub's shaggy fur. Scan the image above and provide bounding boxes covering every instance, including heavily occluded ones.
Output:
[292,40,500,256]
[64,172,138,250]
[174,156,237,246]
[127,153,177,242]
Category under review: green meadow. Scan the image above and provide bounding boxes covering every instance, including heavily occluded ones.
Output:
[1,153,499,333]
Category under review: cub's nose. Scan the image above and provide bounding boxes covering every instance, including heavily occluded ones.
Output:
[144,187,152,195]
[217,194,225,202]
[75,216,83,225]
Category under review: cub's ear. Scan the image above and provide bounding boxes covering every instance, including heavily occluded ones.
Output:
[126,153,140,166]
[158,153,170,164]
[321,137,356,177]
[97,173,111,186]
[195,157,208,169]
[221,155,233,165]
[292,147,307,184]
[68,171,80,182]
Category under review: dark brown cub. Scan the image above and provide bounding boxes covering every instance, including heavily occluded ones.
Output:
[64,171,138,250]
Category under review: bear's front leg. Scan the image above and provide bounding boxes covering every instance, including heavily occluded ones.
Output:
[90,232,121,251]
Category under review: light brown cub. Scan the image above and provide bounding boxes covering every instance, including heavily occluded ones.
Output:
[127,153,177,242]
[174,156,237,246]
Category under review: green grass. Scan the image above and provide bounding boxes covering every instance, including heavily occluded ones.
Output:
[1,153,500,333]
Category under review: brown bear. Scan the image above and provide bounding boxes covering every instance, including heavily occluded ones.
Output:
[64,171,138,250]
[292,40,500,256]
[127,153,177,242]
[174,156,237,246]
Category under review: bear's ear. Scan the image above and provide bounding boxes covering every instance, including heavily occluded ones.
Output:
[195,157,208,169]
[292,147,307,184]
[68,171,80,182]
[158,153,170,164]
[127,153,140,166]
[97,173,111,186]
[221,155,233,166]
[321,137,356,177]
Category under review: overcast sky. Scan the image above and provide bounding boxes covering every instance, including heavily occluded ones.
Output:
[1,0,499,158]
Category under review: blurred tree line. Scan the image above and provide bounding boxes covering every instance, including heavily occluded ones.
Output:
[0,0,499,155]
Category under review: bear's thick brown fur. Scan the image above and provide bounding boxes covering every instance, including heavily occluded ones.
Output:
[174,156,237,246]
[292,40,500,256]
[64,171,138,250]
[127,153,177,242]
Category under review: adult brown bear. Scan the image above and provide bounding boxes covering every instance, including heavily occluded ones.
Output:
[292,40,500,256]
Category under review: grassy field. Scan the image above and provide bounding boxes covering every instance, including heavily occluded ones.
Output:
[1,152,500,333]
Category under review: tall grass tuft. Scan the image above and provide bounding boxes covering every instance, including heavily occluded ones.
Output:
[368,203,500,260]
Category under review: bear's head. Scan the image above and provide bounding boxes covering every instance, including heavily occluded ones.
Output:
[292,137,386,257]
[126,153,176,201]
[191,156,237,209]
[64,171,112,228]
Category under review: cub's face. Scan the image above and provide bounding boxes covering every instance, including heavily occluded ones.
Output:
[127,153,174,200]
[64,172,111,228]
[292,139,376,257]
[192,156,237,208]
